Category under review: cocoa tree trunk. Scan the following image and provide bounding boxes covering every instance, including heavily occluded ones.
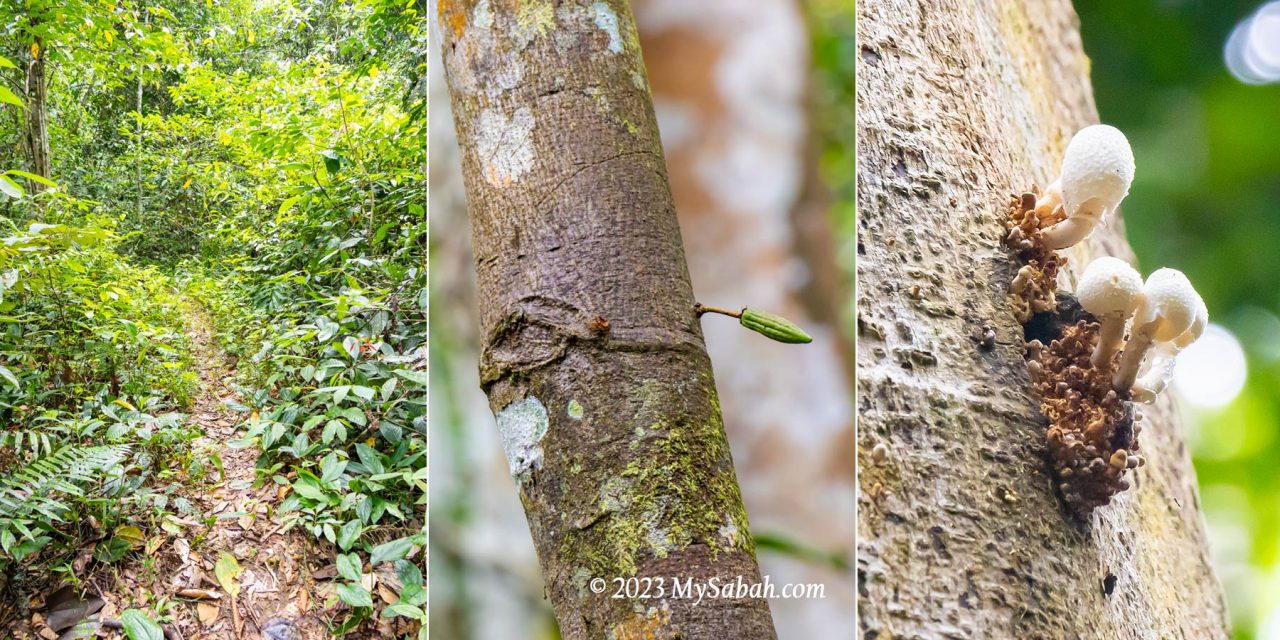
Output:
[856,0,1230,637]
[24,35,50,192]
[437,1,776,637]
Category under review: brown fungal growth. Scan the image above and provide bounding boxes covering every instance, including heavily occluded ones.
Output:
[1005,190,1065,322]
[1005,188,1141,518]
[1026,321,1143,517]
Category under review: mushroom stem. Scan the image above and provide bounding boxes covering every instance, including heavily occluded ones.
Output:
[1114,321,1157,392]
[1092,317,1127,370]
[1035,180,1062,218]
[1131,349,1176,403]
[1039,214,1097,250]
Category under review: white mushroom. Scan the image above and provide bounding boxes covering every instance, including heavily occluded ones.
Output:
[1076,257,1144,369]
[1131,298,1208,403]
[1114,268,1203,393]
[1039,125,1136,250]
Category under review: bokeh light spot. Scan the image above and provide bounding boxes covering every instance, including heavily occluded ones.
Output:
[1226,1,1280,84]
[1174,324,1248,409]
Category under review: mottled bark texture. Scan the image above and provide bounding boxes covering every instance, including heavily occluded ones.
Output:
[856,1,1229,638]
[437,1,775,637]
[25,36,51,192]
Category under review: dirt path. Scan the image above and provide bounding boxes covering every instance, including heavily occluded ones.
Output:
[148,302,327,639]
[4,304,336,640]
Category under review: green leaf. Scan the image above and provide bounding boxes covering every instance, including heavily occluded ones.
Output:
[12,536,50,562]
[392,369,427,386]
[337,520,363,551]
[337,552,362,581]
[336,582,373,608]
[0,86,22,108]
[215,552,242,597]
[382,603,425,620]
[0,56,15,69]
[370,536,415,565]
[322,150,342,174]
[0,176,23,199]
[120,610,163,640]
[278,195,302,215]
[0,365,19,388]
[4,170,55,187]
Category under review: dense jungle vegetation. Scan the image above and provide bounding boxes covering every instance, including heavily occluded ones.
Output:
[0,1,425,637]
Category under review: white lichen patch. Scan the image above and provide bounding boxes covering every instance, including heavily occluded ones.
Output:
[567,399,584,420]
[600,476,632,512]
[718,514,742,548]
[472,0,493,29]
[488,56,524,97]
[592,2,623,54]
[495,396,549,481]
[475,107,536,188]
[572,566,593,598]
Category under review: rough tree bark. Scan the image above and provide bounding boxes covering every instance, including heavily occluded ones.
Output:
[24,34,50,192]
[437,1,776,637]
[856,1,1230,638]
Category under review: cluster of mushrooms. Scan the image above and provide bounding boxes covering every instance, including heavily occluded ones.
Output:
[1006,124,1206,515]
[1036,124,1207,402]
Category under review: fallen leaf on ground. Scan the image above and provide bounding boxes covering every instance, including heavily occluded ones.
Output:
[176,588,221,601]
[45,586,105,632]
[214,552,242,598]
[196,602,220,626]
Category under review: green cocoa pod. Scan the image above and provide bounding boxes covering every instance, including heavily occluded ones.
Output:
[739,308,813,344]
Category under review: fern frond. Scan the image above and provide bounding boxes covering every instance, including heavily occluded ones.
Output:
[0,444,130,525]
[0,430,54,458]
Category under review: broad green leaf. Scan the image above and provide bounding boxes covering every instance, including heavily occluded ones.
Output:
[0,176,22,199]
[120,610,163,640]
[336,582,373,608]
[337,520,362,551]
[215,552,242,598]
[3,170,55,187]
[0,87,21,107]
[382,603,425,620]
[0,56,14,69]
[278,195,302,215]
[0,365,19,388]
[337,552,362,581]
[370,536,415,565]
[393,369,427,386]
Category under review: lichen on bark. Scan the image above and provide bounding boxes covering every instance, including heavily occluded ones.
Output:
[438,0,775,636]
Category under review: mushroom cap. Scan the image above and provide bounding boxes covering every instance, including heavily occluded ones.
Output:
[1060,124,1135,220]
[1141,268,1201,342]
[1172,296,1209,350]
[1077,256,1143,318]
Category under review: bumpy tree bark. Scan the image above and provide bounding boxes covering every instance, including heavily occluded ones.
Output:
[856,1,1229,637]
[437,1,775,637]
[24,35,50,191]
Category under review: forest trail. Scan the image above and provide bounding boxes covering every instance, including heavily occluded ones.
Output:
[146,301,328,639]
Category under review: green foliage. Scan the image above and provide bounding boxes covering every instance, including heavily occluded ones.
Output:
[0,0,423,633]
[0,444,130,559]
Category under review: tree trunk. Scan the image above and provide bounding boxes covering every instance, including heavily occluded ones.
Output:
[25,36,50,192]
[437,1,776,638]
[856,1,1230,638]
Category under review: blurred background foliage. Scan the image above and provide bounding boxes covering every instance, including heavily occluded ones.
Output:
[1076,1,1280,637]
[810,0,856,333]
